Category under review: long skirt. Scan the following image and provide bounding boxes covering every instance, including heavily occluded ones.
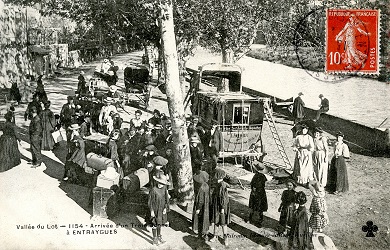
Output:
[279,204,295,229]
[327,156,349,193]
[42,129,55,150]
[293,149,314,185]
[249,189,268,212]
[312,150,328,187]
[0,135,21,172]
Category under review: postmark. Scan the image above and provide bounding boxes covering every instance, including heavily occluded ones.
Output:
[325,9,380,75]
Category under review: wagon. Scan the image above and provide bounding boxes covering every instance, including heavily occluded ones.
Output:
[123,65,152,108]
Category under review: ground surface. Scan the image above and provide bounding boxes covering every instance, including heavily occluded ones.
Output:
[0,50,389,250]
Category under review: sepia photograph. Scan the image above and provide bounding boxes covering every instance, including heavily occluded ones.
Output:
[0,0,389,249]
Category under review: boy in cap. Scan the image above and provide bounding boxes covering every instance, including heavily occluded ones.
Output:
[147,174,170,246]
[209,168,231,246]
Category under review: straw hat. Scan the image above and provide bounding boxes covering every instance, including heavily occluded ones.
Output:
[109,85,118,92]
[193,171,209,184]
[104,97,114,103]
[153,156,168,166]
[145,145,158,152]
[190,136,200,143]
[310,181,326,198]
[252,160,268,174]
[153,174,169,185]
[69,124,81,130]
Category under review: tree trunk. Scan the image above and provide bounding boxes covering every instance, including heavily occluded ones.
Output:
[159,0,194,207]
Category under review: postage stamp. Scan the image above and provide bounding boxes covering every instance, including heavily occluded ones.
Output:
[325,9,380,74]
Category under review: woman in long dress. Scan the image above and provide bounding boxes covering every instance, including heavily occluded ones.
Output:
[0,112,21,172]
[312,127,329,187]
[327,131,350,194]
[293,124,314,185]
[41,101,56,150]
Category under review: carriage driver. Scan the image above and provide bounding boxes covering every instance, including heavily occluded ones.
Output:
[99,97,118,134]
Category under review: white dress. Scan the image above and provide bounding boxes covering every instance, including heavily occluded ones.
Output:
[293,134,314,185]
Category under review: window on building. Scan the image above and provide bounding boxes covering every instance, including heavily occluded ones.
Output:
[233,104,250,125]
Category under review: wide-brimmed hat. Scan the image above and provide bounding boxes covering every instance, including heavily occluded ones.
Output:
[154,124,163,130]
[153,174,169,185]
[252,160,267,173]
[309,181,325,198]
[109,85,118,92]
[214,168,226,180]
[104,97,114,103]
[153,156,168,166]
[194,171,209,184]
[69,124,81,130]
[190,136,200,143]
[145,145,158,152]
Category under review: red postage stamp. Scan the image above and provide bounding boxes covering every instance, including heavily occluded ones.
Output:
[325,9,380,74]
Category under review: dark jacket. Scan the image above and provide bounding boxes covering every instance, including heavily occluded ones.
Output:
[292,96,305,119]
[29,115,43,139]
[68,135,86,167]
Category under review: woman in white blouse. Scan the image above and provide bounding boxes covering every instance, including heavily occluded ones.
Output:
[293,124,314,186]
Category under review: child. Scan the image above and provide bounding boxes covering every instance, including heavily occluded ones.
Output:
[209,168,231,246]
[147,174,170,246]
[289,191,310,250]
[278,179,297,235]
[192,170,210,241]
[246,161,268,227]
[309,181,329,233]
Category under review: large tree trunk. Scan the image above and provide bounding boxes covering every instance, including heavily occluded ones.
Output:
[159,0,194,207]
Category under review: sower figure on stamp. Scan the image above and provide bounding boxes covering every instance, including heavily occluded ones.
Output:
[314,94,329,122]
[245,161,268,227]
[147,174,170,246]
[292,92,305,124]
[29,107,43,168]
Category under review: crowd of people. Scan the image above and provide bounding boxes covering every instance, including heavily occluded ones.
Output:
[0,70,350,249]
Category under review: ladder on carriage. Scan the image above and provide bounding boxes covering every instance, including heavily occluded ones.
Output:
[263,100,293,170]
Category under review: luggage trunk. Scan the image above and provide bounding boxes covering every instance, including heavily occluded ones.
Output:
[86,153,114,171]
[123,168,149,193]
[92,187,118,219]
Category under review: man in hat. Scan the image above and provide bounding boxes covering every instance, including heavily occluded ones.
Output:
[107,85,121,99]
[60,96,76,130]
[99,97,117,134]
[63,124,86,182]
[155,119,172,150]
[314,94,329,121]
[139,123,157,149]
[148,109,162,126]
[24,93,42,121]
[246,161,269,226]
[29,106,43,168]
[190,136,203,171]
[192,170,210,241]
[147,174,170,245]
[292,92,305,124]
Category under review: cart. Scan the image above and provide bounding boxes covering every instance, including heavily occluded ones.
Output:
[123,65,152,108]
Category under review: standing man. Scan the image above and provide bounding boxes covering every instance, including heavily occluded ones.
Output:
[292,92,305,124]
[315,94,329,121]
[29,107,43,168]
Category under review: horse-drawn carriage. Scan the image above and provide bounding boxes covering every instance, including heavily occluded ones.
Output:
[123,64,152,108]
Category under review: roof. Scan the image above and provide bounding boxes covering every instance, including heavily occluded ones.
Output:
[199,63,243,73]
[196,91,268,103]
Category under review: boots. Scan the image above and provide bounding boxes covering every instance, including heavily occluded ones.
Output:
[152,228,159,245]
[157,226,166,244]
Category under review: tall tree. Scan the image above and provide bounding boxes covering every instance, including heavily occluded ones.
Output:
[159,0,194,206]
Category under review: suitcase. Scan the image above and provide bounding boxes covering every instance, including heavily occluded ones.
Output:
[93,187,118,219]
[86,153,115,171]
[96,173,120,189]
[123,168,149,193]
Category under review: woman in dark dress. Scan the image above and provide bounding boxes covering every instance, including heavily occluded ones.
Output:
[327,131,350,194]
[289,191,310,250]
[192,170,210,241]
[147,174,170,246]
[35,75,48,104]
[0,112,21,172]
[41,101,56,150]
[209,168,231,246]
[246,161,269,226]
[10,81,22,104]
[278,179,297,234]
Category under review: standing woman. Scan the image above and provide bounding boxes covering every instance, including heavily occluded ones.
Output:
[293,124,314,186]
[0,112,21,172]
[245,161,268,227]
[327,131,350,194]
[312,127,329,187]
[209,168,231,246]
[192,170,210,241]
[41,101,56,151]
